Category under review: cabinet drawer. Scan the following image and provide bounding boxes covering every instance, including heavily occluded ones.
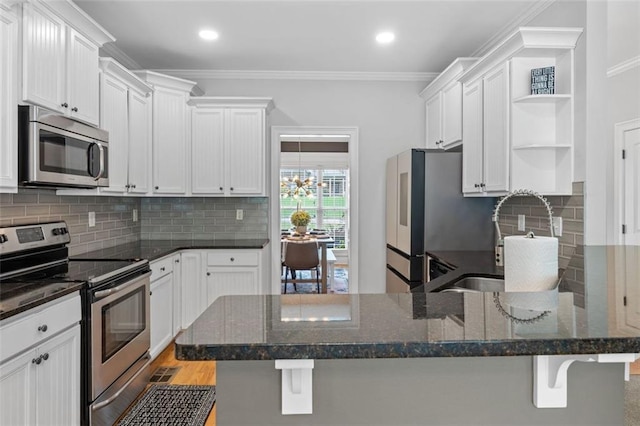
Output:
[207,251,258,267]
[0,293,80,362]
[151,256,174,281]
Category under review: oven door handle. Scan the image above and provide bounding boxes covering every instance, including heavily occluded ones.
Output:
[93,271,151,301]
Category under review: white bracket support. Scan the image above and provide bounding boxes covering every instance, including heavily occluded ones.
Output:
[275,359,314,415]
[534,353,640,408]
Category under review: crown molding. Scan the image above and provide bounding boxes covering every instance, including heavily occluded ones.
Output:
[607,56,640,78]
[188,96,275,112]
[37,0,115,46]
[471,0,556,58]
[100,43,142,70]
[151,69,437,82]
[99,57,152,95]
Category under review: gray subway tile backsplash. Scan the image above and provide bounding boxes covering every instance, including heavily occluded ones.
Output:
[140,197,269,241]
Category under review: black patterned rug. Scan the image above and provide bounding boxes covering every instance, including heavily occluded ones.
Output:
[117,385,216,426]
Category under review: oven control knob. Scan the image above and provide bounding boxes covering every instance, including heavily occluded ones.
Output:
[61,227,68,235]
[0,234,7,243]
[52,228,61,236]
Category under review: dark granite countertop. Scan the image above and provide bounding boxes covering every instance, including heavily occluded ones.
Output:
[176,245,640,361]
[0,282,83,321]
[421,249,501,293]
[71,239,270,262]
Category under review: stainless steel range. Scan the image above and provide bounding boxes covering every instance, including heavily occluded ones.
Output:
[0,221,151,426]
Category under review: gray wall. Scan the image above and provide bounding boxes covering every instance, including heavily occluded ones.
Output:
[0,188,140,256]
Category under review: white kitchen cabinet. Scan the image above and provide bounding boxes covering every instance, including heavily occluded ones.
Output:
[180,250,206,329]
[134,71,197,195]
[206,268,259,306]
[459,27,582,196]
[172,254,182,337]
[99,58,152,195]
[21,1,114,126]
[0,293,81,426]
[420,58,477,150]
[461,63,509,195]
[150,255,179,358]
[0,4,17,193]
[189,97,274,196]
[150,273,173,359]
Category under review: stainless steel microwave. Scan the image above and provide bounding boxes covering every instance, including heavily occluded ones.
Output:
[18,105,109,188]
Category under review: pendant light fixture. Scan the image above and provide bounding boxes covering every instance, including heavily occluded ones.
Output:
[280,140,324,201]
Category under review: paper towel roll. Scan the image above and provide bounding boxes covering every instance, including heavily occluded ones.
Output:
[504,235,558,292]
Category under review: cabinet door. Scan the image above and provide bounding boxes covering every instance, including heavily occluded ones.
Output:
[425,92,442,149]
[35,325,80,426]
[0,7,17,192]
[67,29,99,126]
[100,74,129,193]
[172,255,182,336]
[482,63,510,193]
[0,349,36,426]
[462,81,483,194]
[153,87,188,194]
[128,90,152,194]
[180,251,204,329]
[205,267,259,306]
[225,109,265,195]
[441,81,463,148]
[21,2,65,113]
[150,273,174,359]
[191,108,225,194]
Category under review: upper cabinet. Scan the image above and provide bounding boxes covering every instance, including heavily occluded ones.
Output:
[0,4,18,193]
[420,58,477,150]
[188,97,274,196]
[134,71,197,195]
[20,1,115,126]
[459,27,583,196]
[99,58,153,195]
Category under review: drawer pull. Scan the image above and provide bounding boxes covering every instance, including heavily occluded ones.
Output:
[41,353,49,361]
[230,257,235,262]
[37,324,48,332]
[160,267,165,272]
[32,356,42,365]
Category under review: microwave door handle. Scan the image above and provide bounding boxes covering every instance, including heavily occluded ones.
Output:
[94,142,105,180]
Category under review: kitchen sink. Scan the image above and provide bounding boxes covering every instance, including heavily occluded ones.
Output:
[438,276,504,293]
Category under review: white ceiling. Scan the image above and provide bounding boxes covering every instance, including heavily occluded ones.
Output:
[74,0,546,78]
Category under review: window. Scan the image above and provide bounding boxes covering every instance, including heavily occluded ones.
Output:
[280,168,349,249]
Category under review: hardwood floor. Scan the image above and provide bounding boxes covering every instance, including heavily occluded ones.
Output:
[145,342,217,425]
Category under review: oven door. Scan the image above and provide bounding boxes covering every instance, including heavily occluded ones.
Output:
[31,121,109,188]
[90,272,150,400]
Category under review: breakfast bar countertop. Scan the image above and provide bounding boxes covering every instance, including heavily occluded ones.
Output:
[176,245,640,361]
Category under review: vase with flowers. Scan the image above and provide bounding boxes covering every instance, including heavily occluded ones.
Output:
[290,210,311,235]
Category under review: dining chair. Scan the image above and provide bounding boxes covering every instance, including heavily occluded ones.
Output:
[282,240,321,294]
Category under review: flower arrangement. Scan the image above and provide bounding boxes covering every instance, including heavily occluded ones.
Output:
[290,210,311,227]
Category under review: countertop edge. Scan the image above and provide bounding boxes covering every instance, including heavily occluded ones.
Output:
[175,338,640,361]
[0,284,84,321]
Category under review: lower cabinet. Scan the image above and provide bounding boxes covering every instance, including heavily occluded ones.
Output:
[180,249,265,330]
[150,272,173,359]
[0,319,80,426]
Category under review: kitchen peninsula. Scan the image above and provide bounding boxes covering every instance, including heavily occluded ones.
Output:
[176,246,640,425]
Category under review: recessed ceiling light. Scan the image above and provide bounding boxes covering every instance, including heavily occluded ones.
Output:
[199,29,219,41]
[376,32,395,44]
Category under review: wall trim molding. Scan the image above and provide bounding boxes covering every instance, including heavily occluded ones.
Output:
[100,43,142,70]
[471,0,557,58]
[607,56,640,78]
[150,69,437,82]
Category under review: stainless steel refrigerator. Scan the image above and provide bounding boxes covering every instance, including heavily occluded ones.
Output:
[385,149,495,292]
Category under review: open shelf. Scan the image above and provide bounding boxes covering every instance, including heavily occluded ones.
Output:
[513,94,571,103]
[512,144,572,150]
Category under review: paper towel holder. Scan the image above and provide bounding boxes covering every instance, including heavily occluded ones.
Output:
[492,189,555,266]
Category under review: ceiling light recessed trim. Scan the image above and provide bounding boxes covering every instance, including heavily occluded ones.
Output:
[376,32,395,44]
[199,29,219,41]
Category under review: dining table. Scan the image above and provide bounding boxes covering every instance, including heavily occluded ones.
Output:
[281,233,335,294]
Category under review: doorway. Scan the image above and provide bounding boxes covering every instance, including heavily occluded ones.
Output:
[270,126,359,294]
[614,118,640,245]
